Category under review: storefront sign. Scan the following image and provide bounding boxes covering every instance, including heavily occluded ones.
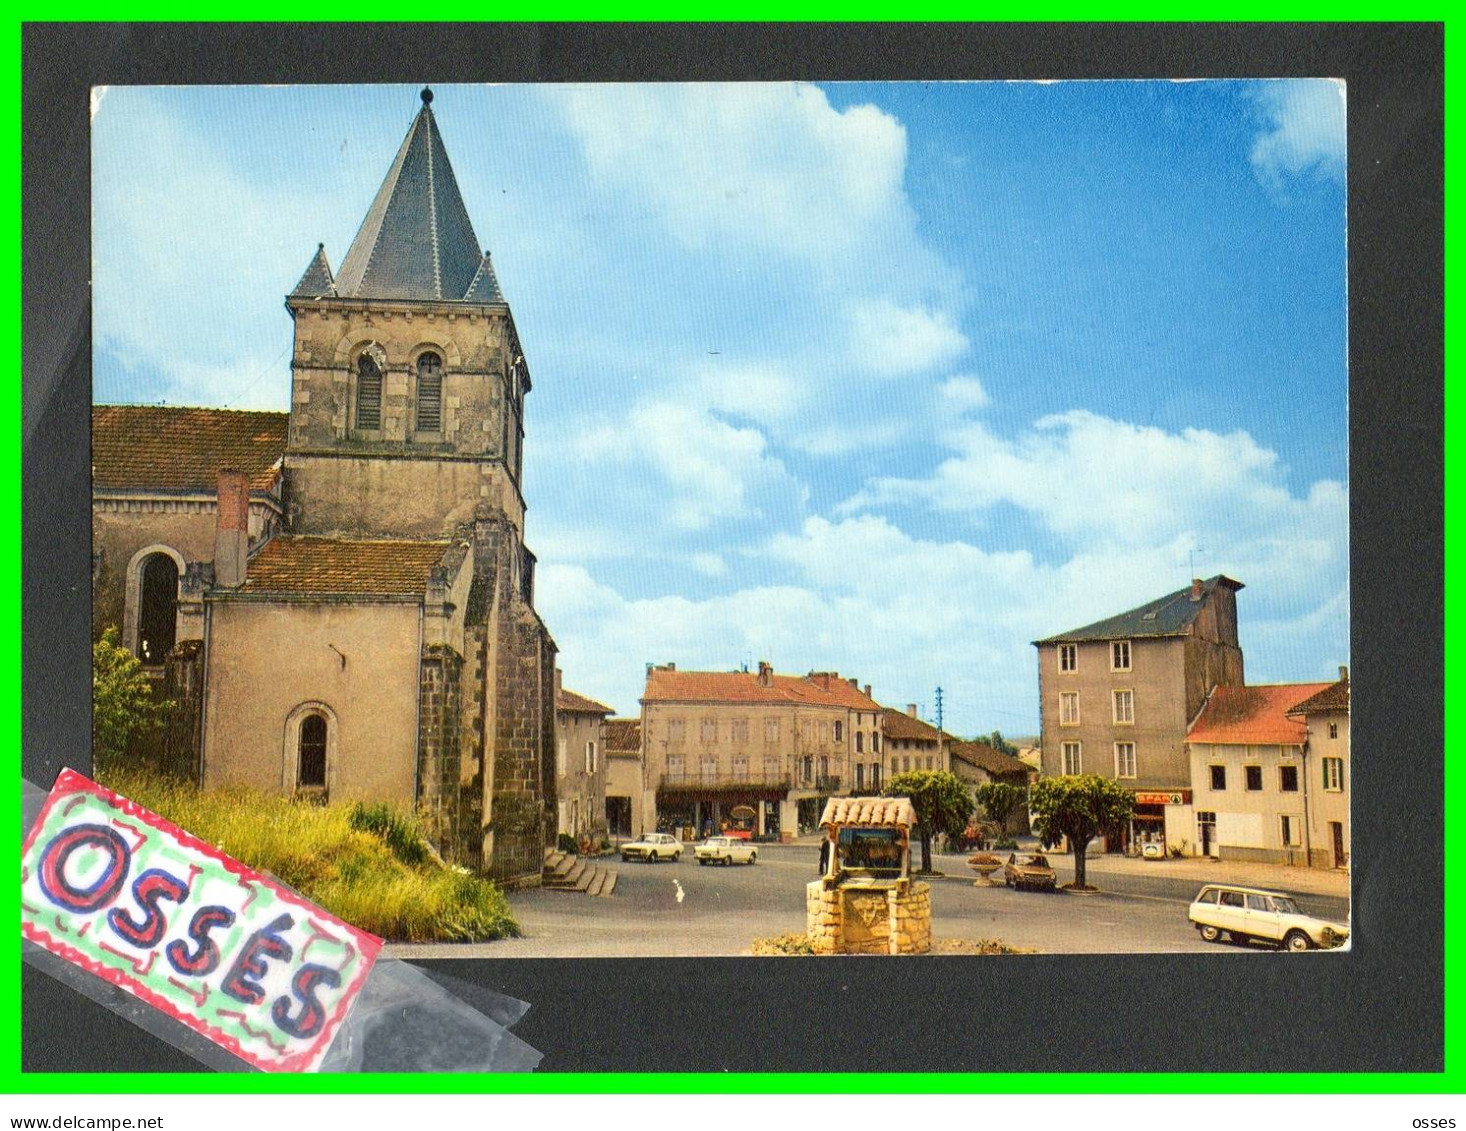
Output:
[21,769,381,1072]
[1134,790,1189,806]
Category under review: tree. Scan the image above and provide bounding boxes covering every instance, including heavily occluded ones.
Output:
[884,770,974,874]
[974,781,1024,835]
[1028,774,1135,890]
[93,627,170,777]
[987,731,1019,756]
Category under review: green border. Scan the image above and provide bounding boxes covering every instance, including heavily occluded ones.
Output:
[10,17,1451,1094]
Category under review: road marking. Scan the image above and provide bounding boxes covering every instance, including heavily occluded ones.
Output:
[674,879,685,903]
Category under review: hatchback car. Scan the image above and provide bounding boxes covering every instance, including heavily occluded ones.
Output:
[1003,852,1057,892]
[694,836,759,866]
[1188,884,1349,950]
[620,832,684,863]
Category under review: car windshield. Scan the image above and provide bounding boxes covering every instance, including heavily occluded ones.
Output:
[1023,856,1049,867]
[1271,897,1299,914]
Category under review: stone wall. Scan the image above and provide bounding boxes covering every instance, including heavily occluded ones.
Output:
[805,881,932,955]
[417,643,465,860]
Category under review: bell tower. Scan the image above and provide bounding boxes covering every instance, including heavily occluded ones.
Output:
[281,88,555,881]
[283,86,530,543]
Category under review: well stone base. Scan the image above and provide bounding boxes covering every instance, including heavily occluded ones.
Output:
[805,880,932,955]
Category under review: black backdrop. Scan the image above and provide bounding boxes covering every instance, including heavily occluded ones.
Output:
[21,22,1444,1074]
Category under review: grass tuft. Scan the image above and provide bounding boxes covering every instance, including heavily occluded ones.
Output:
[100,768,518,943]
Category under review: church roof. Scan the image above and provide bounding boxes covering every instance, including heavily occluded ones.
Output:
[290,243,337,300]
[331,89,491,304]
[557,687,614,716]
[240,535,452,596]
[92,405,286,493]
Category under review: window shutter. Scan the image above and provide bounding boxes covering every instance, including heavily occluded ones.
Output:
[356,356,382,430]
[417,353,443,431]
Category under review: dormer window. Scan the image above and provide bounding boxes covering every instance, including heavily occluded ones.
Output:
[355,354,382,430]
[416,352,443,431]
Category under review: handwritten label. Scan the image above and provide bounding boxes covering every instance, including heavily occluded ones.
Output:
[21,769,381,1072]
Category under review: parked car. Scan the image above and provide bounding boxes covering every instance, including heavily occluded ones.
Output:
[1003,852,1057,892]
[694,836,759,866]
[1188,885,1349,951]
[621,832,684,863]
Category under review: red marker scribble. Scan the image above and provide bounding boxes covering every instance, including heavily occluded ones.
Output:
[21,901,41,916]
[168,976,210,1009]
[52,915,69,934]
[300,918,342,961]
[97,940,158,977]
[217,1010,288,1054]
[236,878,258,912]
[63,796,88,817]
[21,865,29,882]
[185,863,204,886]
[77,922,91,937]
[110,818,148,852]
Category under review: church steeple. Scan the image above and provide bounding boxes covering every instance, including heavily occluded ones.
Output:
[331,88,493,304]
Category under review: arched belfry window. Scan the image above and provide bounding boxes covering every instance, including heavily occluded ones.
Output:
[298,714,328,788]
[416,352,442,432]
[356,353,382,430]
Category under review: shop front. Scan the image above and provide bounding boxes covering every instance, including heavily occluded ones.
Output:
[656,783,787,840]
[1124,790,1190,856]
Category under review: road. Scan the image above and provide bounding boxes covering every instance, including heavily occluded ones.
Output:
[389,843,1349,959]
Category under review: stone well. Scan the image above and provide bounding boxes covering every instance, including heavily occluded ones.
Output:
[806,878,932,955]
[805,795,932,955]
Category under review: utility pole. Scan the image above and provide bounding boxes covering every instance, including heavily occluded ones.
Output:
[934,686,945,769]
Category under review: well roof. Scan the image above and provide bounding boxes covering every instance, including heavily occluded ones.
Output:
[819,796,917,830]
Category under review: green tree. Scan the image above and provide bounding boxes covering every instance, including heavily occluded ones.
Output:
[885,770,974,874]
[93,627,170,777]
[987,731,1019,756]
[1028,774,1135,890]
[974,781,1024,835]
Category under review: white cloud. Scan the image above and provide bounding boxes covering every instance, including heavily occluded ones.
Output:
[1250,79,1346,190]
[850,300,969,375]
[938,374,990,413]
[554,83,910,263]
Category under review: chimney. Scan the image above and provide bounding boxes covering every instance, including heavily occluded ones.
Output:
[906,704,918,718]
[666,662,675,671]
[214,470,250,588]
[1189,577,1204,602]
[864,684,871,698]
[757,661,773,687]
[554,668,563,696]
[849,677,858,689]
[1339,665,1349,682]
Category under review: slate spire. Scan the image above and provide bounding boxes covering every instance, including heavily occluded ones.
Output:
[331,88,490,303]
[290,242,336,299]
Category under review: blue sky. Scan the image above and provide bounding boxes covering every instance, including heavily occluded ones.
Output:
[92,80,1348,736]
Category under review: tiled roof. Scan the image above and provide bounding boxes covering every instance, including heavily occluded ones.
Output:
[290,243,337,299]
[949,740,1031,777]
[557,687,613,716]
[92,406,286,493]
[1287,677,1349,716]
[642,667,882,711]
[819,796,917,830]
[604,718,642,756]
[239,535,451,596]
[1187,683,1332,746]
[881,708,942,742]
[332,94,489,304]
[1034,575,1245,644]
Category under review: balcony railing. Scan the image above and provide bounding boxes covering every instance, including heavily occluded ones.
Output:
[658,772,792,792]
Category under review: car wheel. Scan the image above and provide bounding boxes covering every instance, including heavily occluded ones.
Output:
[1005,875,1013,887]
[1230,932,1250,947]
[1283,930,1312,952]
[749,851,758,864]
[1199,924,1221,942]
[622,854,631,862]
[698,858,707,865]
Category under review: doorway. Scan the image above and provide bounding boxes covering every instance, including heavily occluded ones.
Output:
[1330,821,1347,868]
[138,553,179,664]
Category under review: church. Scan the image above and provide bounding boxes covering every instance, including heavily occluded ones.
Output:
[90,89,558,885]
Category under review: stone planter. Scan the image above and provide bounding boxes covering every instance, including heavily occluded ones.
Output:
[968,857,1003,886]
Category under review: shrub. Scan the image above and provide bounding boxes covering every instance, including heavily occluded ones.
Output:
[968,853,1002,867]
[993,837,1019,850]
[92,627,171,776]
[557,832,578,854]
[751,932,816,956]
[97,767,518,943]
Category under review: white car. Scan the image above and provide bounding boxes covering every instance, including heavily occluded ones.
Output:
[621,832,683,863]
[694,836,759,866]
[1188,884,1349,951]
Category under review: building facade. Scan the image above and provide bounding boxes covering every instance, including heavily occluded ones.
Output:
[1033,576,1245,852]
[555,676,613,844]
[640,662,886,839]
[603,718,645,839]
[1180,680,1343,866]
[880,706,950,783]
[90,90,558,884]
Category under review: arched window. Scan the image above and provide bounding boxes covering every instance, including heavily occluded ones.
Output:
[356,353,382,430]
[137,553,179,664]
[416,352,442,431]
[298,714,327,787]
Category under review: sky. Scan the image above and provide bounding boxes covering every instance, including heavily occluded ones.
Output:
[91,80,1349,737]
